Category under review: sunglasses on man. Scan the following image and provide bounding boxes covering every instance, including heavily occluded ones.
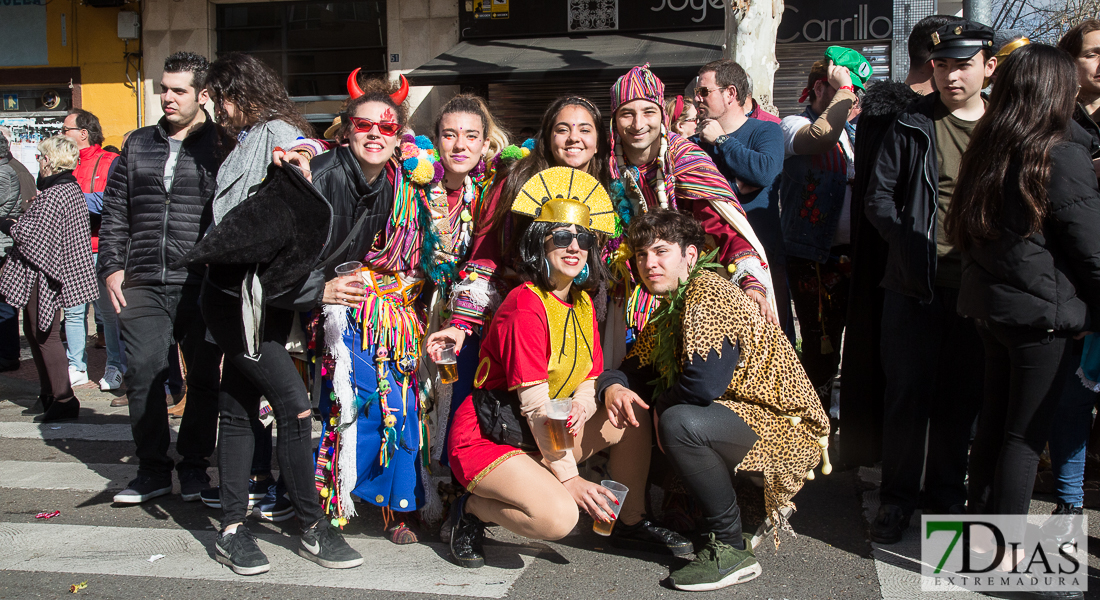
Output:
[547,230,596,251]
[347,116,401,136]
[694,85,732,98]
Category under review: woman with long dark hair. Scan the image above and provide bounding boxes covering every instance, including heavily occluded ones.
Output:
[196,53,365,575]
[945,44,1100,558]
[425,96,611,362]
[444,167,690,569]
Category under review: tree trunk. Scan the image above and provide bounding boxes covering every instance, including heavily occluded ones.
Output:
[724,0,784,116]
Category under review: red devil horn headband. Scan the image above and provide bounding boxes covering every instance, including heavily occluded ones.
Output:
[346,68,410,105]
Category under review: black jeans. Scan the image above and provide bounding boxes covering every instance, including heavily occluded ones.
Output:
[202,286,323,527]
[658,402,759,547]
[879,287,984,513]
[968,322,1074,515]
[118,284,221,478]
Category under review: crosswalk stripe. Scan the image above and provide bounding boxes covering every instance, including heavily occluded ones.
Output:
[0,522,530,597]
[0,460,135,491]
[0,422,174,442]
[859,467,984,600]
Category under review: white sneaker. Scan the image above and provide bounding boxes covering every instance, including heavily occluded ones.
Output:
[99,366,123,391]
[69,367,90,387]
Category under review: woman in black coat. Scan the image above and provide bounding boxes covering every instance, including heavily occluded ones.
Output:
[947,44,1100,551]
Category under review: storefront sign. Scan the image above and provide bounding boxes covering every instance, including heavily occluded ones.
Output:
[777,1,893,43]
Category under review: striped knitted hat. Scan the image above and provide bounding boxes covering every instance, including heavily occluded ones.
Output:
[610,63,665,114]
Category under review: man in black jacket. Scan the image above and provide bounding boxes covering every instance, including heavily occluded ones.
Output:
[99,52,226,504]
[863,21,995,543]
[839,14,960,470]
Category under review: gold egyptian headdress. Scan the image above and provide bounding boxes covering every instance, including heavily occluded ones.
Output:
[511,166,616,235]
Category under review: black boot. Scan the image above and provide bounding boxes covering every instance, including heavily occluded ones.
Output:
[34,397,79,423]
[1041,503,1084,549]
[449,493,485,568]
[22,394,53,416]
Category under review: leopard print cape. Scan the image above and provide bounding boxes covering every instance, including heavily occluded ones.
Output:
[628,270,831,547]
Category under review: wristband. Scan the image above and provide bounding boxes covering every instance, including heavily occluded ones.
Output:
[838,85,855,93]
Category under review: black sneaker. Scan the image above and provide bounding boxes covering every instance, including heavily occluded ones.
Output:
[199,479,272,510]
[448,493,485,568]
[1042,503,1084,550]
[299,519,364,569]
[21,395,52,416]
[255,480,295,522]
[179,469,211,502]
[33,398,79,423]
[610,516,694,556]
[215,526,270,576]
[113,474,173,504]
[869,504,911,544]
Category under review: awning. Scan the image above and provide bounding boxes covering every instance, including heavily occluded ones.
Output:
[406,30,725,86]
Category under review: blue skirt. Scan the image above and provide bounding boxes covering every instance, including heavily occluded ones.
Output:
[319,322,424,512]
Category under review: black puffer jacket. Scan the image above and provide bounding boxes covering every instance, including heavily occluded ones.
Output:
[98,112,226,286]
[957,121,1100,332]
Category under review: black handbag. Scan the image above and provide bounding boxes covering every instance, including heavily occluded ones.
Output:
[472,388,538,451]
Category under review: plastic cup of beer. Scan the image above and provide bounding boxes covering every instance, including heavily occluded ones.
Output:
[593,480,629,536]
[335,261,363,288]
[436,341,459,385]
[545,398,573,452]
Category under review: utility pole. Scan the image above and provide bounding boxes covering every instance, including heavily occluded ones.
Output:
[963,0,993,26]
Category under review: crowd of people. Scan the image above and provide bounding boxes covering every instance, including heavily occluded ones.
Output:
[0,14,1098,599]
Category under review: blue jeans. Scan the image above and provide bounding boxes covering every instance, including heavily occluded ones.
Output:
[64,254,125,373]
[1049,342,1099,507]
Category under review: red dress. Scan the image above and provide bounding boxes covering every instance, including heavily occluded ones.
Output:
[448,283,603,490]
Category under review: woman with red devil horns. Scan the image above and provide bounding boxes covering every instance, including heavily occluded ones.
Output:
[275,70,509,545]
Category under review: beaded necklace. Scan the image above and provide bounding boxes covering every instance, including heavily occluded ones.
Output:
[428,175,476,259]
[614,125,672,211]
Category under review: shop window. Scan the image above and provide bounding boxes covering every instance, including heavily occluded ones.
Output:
[216,0,387,97]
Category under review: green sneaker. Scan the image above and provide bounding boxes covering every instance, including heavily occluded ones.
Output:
[668,533,762,591]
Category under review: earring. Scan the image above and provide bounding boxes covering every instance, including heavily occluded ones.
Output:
[544,258,553,280]
[573,263,590,285]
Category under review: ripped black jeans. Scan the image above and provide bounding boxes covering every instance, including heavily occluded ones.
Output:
[202,286,323,527]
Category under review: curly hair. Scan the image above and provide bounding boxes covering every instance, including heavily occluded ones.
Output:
[204,53,312,136]
[626,208,706,257]
[434,94,510,160]
[514,220,607,294]
[945,44,1078,250]
[337,75,409,143]
[38,136,79,172]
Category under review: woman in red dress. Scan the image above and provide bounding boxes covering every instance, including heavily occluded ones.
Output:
[438,167,691,568]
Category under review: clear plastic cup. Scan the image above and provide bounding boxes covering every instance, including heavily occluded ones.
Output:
[545,398,573,452]
[435,341,458,385]
[335,261,363,288]
[593,480,629,536]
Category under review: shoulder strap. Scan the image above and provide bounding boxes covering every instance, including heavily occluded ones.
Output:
[314,208,372,276]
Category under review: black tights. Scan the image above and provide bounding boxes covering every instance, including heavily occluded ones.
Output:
[658,402,759,548]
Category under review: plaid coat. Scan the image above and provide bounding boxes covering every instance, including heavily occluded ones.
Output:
[0,172,98,331]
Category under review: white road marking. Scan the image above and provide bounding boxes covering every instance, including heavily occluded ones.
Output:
[0,522,531,598]
[0,422,176,442]
[0,460,136,491]
[859,467,983,599]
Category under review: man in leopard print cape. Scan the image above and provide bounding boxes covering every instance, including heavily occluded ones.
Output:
[596,209,830,592]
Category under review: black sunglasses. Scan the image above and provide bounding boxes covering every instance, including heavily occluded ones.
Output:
[548,230,596,250]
